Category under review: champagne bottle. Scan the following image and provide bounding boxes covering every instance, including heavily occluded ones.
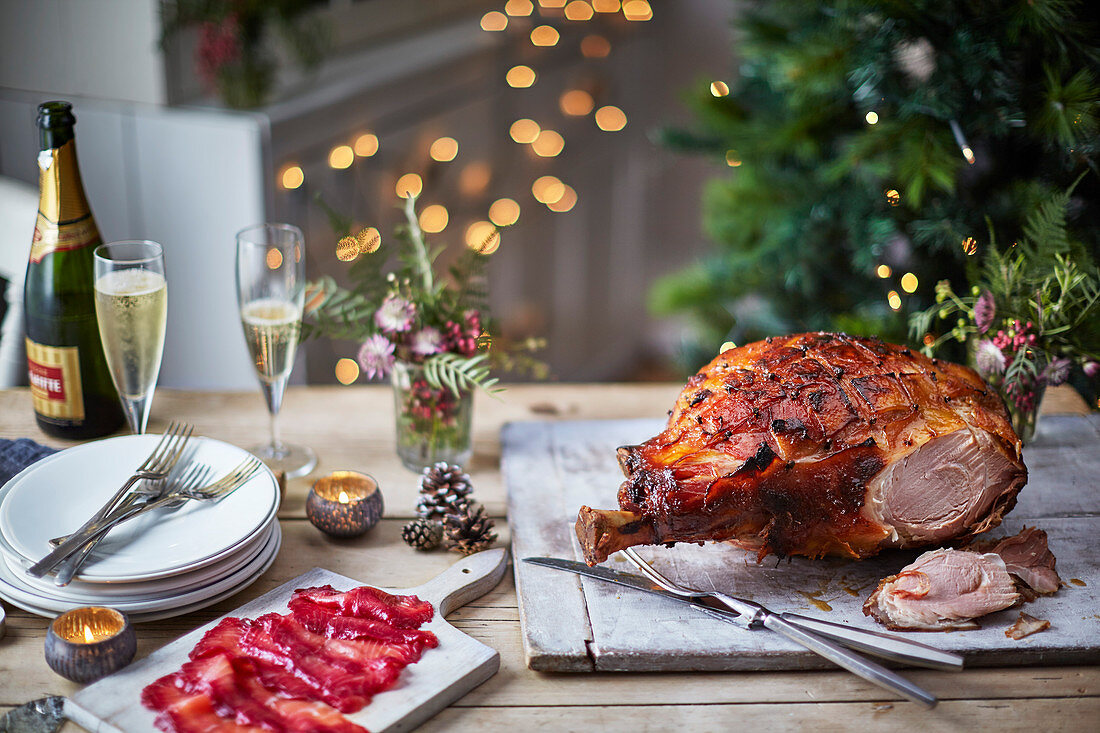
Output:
[24,101,124,438]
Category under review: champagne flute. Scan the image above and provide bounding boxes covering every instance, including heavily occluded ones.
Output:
[93,240,168,435]
[235,223,316,478]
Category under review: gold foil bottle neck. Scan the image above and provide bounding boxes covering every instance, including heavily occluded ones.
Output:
[37,140,91,226]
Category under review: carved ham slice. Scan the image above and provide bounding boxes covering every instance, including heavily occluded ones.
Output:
[863,548,1021,630]
[968,526,1060,594]
[576,333,1027,565]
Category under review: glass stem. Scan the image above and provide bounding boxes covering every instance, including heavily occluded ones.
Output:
[261,376,288,452]
[121,393,153,435]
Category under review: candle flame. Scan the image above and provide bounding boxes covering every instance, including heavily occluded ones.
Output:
[338,490,349,503]
[84,624,94,643]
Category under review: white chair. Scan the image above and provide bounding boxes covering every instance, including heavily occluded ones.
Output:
[0,176,37,388]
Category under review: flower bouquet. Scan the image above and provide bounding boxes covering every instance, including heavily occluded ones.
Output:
[910,186,1100,443]
[303,195,543,470]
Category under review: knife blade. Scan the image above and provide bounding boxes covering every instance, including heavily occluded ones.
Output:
[523,556,963,672]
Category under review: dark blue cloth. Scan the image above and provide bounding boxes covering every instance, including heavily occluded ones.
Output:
[0,438,56,486]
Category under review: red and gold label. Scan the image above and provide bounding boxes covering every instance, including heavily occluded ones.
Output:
[30,212,98,263]
[26,339,84,422]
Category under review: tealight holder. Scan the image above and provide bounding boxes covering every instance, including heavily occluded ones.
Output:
[306,470,384,538]
[45,606,136,683]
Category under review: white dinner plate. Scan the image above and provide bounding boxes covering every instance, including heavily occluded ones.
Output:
[0,435,278,582]
[0,522,280,617]
[4,521,275,602]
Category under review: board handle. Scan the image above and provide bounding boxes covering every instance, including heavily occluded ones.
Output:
[413,548,509,617]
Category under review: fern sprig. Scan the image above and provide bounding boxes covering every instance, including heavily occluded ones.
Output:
[423,353,503,399]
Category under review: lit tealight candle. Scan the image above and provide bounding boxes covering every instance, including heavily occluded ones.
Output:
[45,606,136,683]
[306,471,384,538]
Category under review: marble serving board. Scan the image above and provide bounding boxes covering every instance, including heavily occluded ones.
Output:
[65,549,509,732]
[504,416,1100,672]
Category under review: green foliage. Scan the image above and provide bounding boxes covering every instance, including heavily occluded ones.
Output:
[656,0,1100,373]
[423,353,502,399]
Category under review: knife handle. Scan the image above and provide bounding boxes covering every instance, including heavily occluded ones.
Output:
[780,613,964,672]
[762,614,938,708]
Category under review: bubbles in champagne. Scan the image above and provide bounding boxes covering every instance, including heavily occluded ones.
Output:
[94,270,168,400]
[240,299,302,384]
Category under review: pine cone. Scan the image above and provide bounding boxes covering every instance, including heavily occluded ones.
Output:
[401,518,443,551]
[416,462,473,521]
[443,502,497,556]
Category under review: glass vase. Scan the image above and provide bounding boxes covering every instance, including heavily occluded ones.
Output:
[391,359,473,472]
[1001,379,1045,445]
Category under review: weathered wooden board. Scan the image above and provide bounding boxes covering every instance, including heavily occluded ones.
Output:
[504,416,1100,672]
[65,549,508,732]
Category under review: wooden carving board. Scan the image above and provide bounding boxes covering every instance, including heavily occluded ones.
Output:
[65,548,509,732]
[504,416,1100,672]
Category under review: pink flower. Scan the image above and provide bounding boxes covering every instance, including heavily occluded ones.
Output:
[410,327,443,356]
[973,290,996,334]
[1041,357,1072,387]
[1084,361,1100,379]
[357,334,395,379]
[375,295,415,333]
[196,16,241,87]
[974,339,1006,377]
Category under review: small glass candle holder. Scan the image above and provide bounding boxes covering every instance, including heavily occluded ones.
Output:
[306,470,384,538]
[45,606,136,683]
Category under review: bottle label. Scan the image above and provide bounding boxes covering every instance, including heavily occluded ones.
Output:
[26,339,85,422]
[30,212,98,264]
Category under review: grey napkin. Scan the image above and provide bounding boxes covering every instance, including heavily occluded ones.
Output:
[0,697,66,733]
[0,438,56,486]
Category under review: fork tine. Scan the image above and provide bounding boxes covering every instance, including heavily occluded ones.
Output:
[135,422,178,472]
[152,424,193,475]
[621,548,683,593]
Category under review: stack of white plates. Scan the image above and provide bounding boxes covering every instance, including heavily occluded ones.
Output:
[0,435,281,622]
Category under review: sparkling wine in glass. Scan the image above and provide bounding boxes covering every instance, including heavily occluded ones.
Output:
[235,223,316,478]
[93,240,167,435]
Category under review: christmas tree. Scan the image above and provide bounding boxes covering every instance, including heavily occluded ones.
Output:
[654,0,1099,371]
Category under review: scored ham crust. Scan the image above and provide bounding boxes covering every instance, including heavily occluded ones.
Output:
[576,332,1027,565]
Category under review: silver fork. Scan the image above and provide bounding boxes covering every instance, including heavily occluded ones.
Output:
[42,457,262,576]
[43,423,194,548]
[621,547,943,708]
[52,462,214,586]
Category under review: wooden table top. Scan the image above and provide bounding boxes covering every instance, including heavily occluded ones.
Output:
[1,384,1097,731]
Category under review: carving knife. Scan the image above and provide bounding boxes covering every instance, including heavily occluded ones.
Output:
[523,556,964,673]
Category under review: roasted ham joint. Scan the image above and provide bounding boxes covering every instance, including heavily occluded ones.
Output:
[576,333,1028,566]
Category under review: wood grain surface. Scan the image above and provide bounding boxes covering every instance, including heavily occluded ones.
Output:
[1,385,1097,732]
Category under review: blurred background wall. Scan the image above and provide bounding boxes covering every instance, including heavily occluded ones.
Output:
[0,0,733,388]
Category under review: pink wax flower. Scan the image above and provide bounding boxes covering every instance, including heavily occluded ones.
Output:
[410,327,444,356]
[1041,357,1072,387]
[375,295,416,333]
[973,290,996,334]
[974,339,1006,377]
[358,334,395,379]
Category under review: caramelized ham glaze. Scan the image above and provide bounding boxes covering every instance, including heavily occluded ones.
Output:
[576,332,1027,565]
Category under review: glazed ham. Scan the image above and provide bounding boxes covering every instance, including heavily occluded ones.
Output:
[862,548,1021,630]
[143,585,438,732]
[576,333,1027,565]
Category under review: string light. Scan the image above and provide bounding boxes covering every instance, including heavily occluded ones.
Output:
[280,165,304,190]
[876,264,892,278]
[547,185,577,212]
[459,162,492,196]
[885,189,900,206]
[429,137,459,162]
[865,111,879,125]
[510,118,541,144]
[725,150,742,167]
[961,237,978,256]
[581,35,611,58]
[481,11,508,30]
[396,173,423,199]
[949,119,976,165]
[531,25,560,46]
[266,248,283,270]
[539,0,566,7]
[357,227,381,254]
[532,129,565,157]
[328,145,354,169]
[622,0,652,20]
[353,133,378,157]
[564,1,594,20]
[560,89,595,116]
[592,0,620,10]
[419,204,449,233]
[532,176,566,204]
[336,236,358,262]
[505,0,534,16]
[900,272,919,293]
[466,221,501,254]
[595,105,627,131]
[489,198,521,226]
[887,291,902,310]
[335,358,359,385]
[710,81,730,97]
[506,65,537,88]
